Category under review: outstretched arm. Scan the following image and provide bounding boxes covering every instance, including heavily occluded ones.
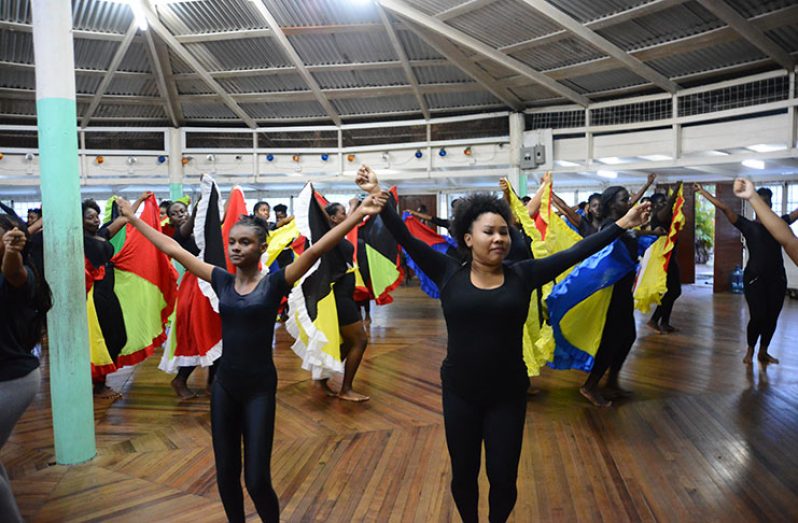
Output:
[630,173,657,206]
[551,191,582,228]
[284,193,387,286]
[117,197,215,282]
[734,178,798,264]
[694,183,737,225]
[526,172,550,218]
[357,165,453,284]
[655,181,682,224]
[2,228,28,287]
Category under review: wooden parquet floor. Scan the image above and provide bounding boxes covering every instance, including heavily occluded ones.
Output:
[4,283,798,522]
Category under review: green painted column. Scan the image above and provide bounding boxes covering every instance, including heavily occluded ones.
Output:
[168,128,183,199]
[518,174,528,198]
[32,0,96,464]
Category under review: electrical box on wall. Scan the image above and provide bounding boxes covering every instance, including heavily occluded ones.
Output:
[521,129,553,171]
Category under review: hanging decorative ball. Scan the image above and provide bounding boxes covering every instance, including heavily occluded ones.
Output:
[181,156,190,166]
[126,156,137,165]
[96,155,105,165]
[206,154,215,162]
[266,153,275,162]
[463,146,472,157]
[347,153,356,162]
[292,154,301,163]
[234,155,242,161]
[0,153,4,161]
[157,155,167,164]
[414,149,423,159]
[321,153,329,162]
[25,153,35,161]
[438,148,447,157]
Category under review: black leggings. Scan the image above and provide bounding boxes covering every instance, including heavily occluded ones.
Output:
[586,295,636,388]
[211,379,279,523]
[177,362,216,383]
[651,260,681,326]
[743,275,786,349]
[442,388,527,523]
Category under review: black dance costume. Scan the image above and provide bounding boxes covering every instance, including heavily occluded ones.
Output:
[209,267,290,523]
[734,214,791,350]
[333,239,361,326]
[379,204,623,522]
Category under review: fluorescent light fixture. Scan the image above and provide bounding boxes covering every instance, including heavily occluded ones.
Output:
[705,150,729,157]
[741,159,765,170]
[639,155,671,161]
[746,144,786,153]
[555,160,580,167]
[597,170,618,179]
[598,157,624,165]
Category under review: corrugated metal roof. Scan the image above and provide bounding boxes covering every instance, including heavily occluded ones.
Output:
[333,94,420,115]
[0,99,34,115]
[511,37,606,71]
[446,0,561,48]
[0,0,31,23]
[396,30,444,61]
[117,41,152,73]
[167,49,197,75]
[0,30,33,63]
[562,68,648,93]
[240,100,327,119]
[175,78,215,95]
[73,0,133,34]
[596,2,724,51]
[507,83,565,101]
[74,39,119,70]
[765,25,798,53]
[76,74,104,94]
[181,102,238,119]
[401,0,463,17]
[188,38,291,71]
[552,0,651,23]
[218,73,309,93]
[265,0,381,26]
[725,0,797,18]
[413,65,473,84]
[0,69,34,90]
[93,103,166,118]
[426,91,500,109]
[163,0,266,35]
[312,69,409,89]
[646,39,767,78]
[289,32,397,64]
[106,76,159,96]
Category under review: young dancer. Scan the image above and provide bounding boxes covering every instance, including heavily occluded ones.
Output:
[734,177,798,264]
[647,183,684,333]
[356,165,650,523]
[117,190,388,523]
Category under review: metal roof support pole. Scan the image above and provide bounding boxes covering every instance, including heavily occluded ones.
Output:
[168,127,183,199]
[31,0,96,465]
[253,132,259,184]
[508,112,525,197]
[789,71,797,150]
[672,96,682,160]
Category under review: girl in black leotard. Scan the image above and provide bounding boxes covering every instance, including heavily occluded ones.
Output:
[355,166,650,523]
[696,183,798,365]
[117,189,388,523]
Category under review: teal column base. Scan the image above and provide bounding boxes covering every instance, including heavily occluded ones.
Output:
[169,183,183,200]
[518,174,528,198]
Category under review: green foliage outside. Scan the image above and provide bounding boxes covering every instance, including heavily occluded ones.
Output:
[695,184,715,264]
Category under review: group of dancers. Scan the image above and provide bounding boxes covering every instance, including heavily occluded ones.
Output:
[1,166,796,522]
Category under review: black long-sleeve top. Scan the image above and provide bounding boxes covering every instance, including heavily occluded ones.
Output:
[379,204,625,399]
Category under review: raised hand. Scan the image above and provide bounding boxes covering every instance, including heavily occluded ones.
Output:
[115,197,135,219]
[647,173,657,185]
[2,227,26,254]
[499,178,510,193]
[542,172,552,185]
[355,164,381,194]
[618,201,652,229]
[357,192,389,216]
[693,182,703,193]
[733,177,756,200]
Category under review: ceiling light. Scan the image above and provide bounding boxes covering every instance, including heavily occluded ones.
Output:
[555,160,580,167]
[741,159,765,170]
[639,155,671,161]
[746,144,786,153]
[128,0,148,31]
[597,170,618,179]
[598,157,625,165]
[705,150,729,157]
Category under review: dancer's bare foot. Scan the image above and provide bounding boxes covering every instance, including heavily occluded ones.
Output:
[338,390,370,402]
[660,324,678,333]
[170,377,197,399]
[93,384,122,400]
[579,386,612,408]
[743,347,754,365]
[313,379,338,397]
[758,352,780,365]
[527,387,542,396]
[646,320,662,333]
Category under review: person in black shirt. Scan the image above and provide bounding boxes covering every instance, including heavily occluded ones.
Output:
[117,190,388,523]
[323,202,370,402]
[355,165,650,523]
[646,183,683,333]
[0,214,51,523]
[734,177,798,265]
[696,183,798,365]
